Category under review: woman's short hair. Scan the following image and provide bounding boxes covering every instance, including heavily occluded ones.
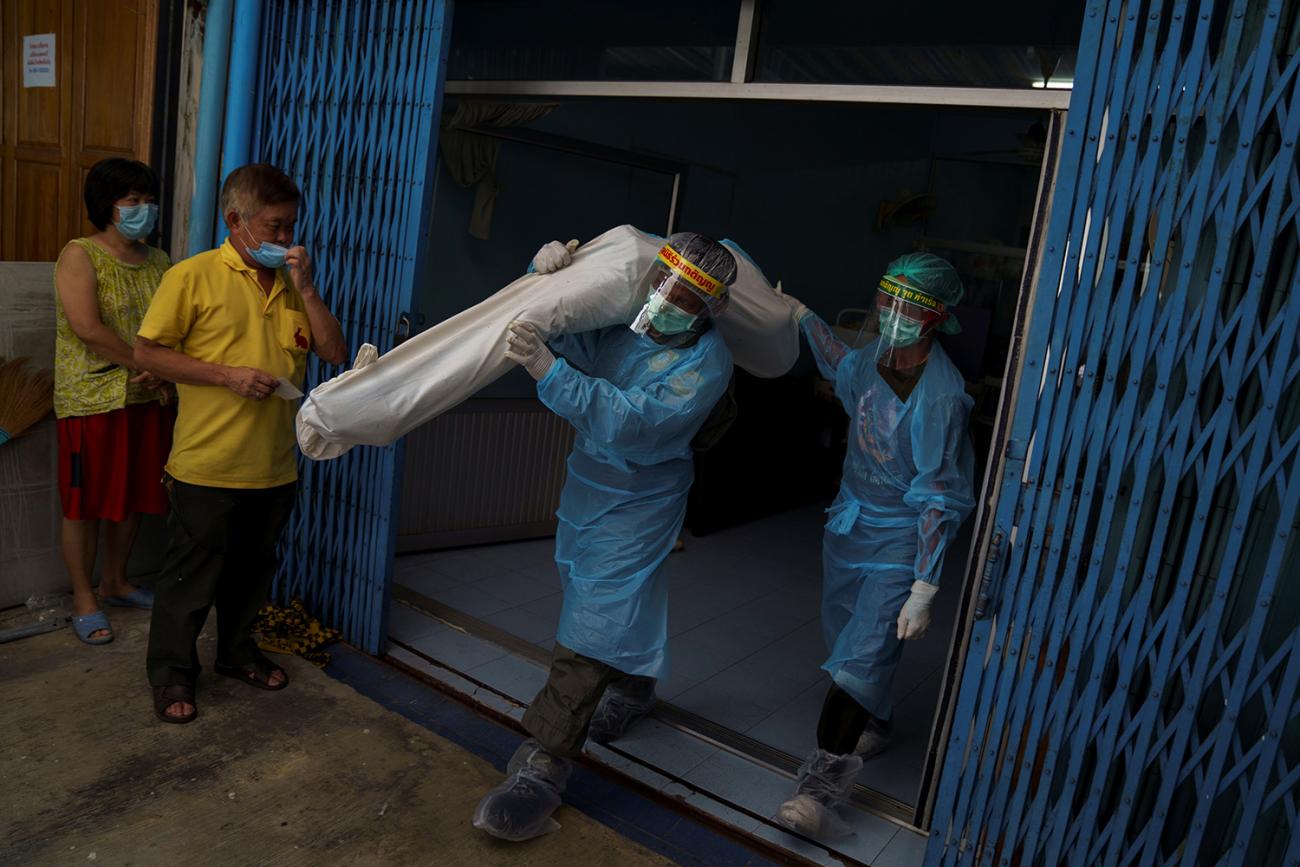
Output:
[220,163,302,221]
[84,158,160,230]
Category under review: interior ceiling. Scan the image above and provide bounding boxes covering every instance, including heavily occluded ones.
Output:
[447,0,1085,87]
[600,44,1078,88]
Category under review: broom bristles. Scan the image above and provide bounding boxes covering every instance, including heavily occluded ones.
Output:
[0,356,54,439]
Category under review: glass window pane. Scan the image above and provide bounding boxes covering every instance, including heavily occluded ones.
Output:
[755,0,1085,89]
[449,0,741,81]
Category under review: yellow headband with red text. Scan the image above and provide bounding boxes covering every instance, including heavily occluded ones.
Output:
[657,245,726,299]
[878,274,944,316]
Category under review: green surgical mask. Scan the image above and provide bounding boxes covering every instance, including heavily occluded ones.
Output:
[878,309,925,347]
[645,293,698,335]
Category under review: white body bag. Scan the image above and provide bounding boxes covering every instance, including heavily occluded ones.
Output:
[296,225,798,460]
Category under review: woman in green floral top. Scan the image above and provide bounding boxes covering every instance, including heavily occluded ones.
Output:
[54,159,176,644]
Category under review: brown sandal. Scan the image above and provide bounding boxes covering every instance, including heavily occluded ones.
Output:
[153,684,198,724]
[214,655,289,691]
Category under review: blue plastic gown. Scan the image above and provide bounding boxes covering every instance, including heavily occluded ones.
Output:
[799,313,975,719]
[537,325,733,677]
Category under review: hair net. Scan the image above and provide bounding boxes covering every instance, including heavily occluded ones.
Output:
[883,252,964,335]
[629,232,738,342]
[631,233,738,345]
[666,232,738,317]
[669,232,738,287]
[885,252,963,303]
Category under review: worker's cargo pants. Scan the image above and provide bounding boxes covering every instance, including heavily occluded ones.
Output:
[523,643,655,757]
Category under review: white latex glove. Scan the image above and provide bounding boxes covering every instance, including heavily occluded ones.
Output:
[532,239,580,274]
[295,343,379,462]
[504,320,555,381]
[351,343,379,370]
[773,281,809,323]
[897,580,938,640]
[333,343,379,383]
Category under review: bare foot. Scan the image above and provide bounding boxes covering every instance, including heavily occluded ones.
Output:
[164,700,196,719]
[154,686,197,722]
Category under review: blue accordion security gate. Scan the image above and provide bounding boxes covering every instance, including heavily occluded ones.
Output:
[929,1,1300,865]
[250,0,452,653]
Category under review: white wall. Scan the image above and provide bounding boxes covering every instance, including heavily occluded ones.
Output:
[0,263,64,607]
[0,262,166,609]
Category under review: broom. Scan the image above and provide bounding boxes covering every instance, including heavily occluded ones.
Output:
[0,356,54,447]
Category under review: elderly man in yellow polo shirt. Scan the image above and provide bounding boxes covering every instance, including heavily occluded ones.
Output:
[134,163,346,725]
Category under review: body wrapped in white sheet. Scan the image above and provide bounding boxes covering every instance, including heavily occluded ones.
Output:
[296,225,796,460]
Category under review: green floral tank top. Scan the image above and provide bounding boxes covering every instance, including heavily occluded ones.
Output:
[54,238,171,418]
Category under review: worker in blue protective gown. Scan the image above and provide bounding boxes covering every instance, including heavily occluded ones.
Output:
[473,232,738,842]
[772,253,976,838]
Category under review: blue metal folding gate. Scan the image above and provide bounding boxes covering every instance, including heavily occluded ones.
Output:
[249,0,452,653]
[930,1,1300,864]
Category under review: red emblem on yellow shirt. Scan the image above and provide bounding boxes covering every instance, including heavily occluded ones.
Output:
[294,327,309,349]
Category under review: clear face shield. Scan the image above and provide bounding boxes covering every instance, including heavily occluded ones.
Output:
[873,274,947,369]
[630,244,728,346]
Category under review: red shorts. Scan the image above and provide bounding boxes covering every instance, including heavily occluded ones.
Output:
[58,402,175,521]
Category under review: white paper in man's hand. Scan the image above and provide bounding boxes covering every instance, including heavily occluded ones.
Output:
[275,378,304,400]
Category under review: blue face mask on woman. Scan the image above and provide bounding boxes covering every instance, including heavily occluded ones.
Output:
[115,203,158,241]
[237,214,289,269]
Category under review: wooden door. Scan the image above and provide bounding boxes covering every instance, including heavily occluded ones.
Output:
[1,0,156,261]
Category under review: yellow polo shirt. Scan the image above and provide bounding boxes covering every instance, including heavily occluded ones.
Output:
[138,240,312,489]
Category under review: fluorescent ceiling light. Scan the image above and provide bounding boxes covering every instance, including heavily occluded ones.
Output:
[1032,79,1074,90]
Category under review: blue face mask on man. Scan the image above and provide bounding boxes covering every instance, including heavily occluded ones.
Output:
[237,213,289,269]
[115,203,158,241]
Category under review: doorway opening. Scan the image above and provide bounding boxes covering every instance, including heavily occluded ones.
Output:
[389,96,1056,826]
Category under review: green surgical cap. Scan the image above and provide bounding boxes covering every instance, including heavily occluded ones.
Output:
[884,252,964,334]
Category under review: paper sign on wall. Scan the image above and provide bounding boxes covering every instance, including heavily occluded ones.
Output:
[23,34,56,88]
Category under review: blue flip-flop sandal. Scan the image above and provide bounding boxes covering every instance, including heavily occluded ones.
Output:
[73,610,114,645]
[101,587,155,610]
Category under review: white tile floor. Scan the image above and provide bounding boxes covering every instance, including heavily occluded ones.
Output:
[393,504,973,807]
[386,496,966,867]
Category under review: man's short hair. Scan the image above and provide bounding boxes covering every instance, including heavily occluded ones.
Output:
[84,158,160,230]
[221,163,301,220]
